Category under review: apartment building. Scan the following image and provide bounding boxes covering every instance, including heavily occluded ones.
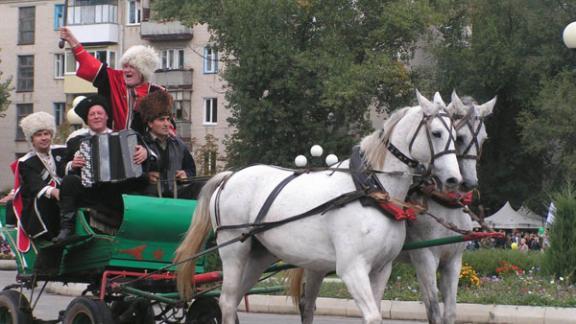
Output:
[0,0,229,190]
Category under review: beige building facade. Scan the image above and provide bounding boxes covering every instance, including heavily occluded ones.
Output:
[0,0,230,191]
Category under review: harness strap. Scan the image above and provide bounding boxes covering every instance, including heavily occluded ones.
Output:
[387,143,420,169]
[216,189,368,233]
[254,172,302,225]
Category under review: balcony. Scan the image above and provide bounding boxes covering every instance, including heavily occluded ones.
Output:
[154,69,193,89]
[67,3,119,44]
[141,21,193,41]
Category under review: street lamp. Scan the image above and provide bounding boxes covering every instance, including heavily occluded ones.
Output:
[563,22,576,48]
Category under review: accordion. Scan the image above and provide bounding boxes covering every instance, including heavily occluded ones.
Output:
[79,129,143,187]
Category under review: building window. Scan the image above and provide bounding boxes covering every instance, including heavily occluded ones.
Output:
[203,98,217,124]
[203,47,218,74]
[16,104,33,141]
[54,54,65,79]
[161,49,184,70]
[18,6,35,45]
[17,55,34,92]
[65,49,115,74]
[54,103,65,126]
[68,1,118,25]
[54,4,64,30]
[127,0,141,25]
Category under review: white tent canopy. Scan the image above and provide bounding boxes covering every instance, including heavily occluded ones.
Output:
[473,201,545,229]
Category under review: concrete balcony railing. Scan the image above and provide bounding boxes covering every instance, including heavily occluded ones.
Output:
[154,69,193,89]
[141,21,193,41]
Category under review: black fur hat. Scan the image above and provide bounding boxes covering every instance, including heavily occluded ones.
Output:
[74,95,110,124]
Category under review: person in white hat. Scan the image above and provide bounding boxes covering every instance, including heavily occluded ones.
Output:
[58,27,164,138]
[11,112,66,250]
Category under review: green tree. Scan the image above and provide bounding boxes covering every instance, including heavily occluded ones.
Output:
[419,0,576,213]
[544,185,576,283]
[519,70,576,196]
[0,49,12,117]
[155,0,434,167]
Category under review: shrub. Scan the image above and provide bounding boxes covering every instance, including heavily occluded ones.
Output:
[463,249,543,276]
[543,185,576,283]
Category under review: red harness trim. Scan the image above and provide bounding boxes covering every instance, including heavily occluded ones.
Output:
[378,201,417,221]
[441,191,473,206]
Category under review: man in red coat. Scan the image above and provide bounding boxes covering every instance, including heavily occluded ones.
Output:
[59,27,163,136]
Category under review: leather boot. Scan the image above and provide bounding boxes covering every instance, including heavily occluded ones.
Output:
[52,212,76,245]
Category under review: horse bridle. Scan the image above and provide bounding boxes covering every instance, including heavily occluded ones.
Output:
[454,106,485,161]
[387,110,456,175]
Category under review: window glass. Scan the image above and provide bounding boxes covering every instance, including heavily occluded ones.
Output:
[19,7,35,45]
[16,104,33,140]
[127,0,141,24]
[204,98,218,124]
[17,55,34,92]
[54,54,65,78]
[54,103,65,126]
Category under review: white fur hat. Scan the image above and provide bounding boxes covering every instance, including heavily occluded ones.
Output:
[20,111,56,143]
[119,45,160,82]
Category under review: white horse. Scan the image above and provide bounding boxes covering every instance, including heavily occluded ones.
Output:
[406,91,495,324]
[287,91,496,324]
[175,91,462,324]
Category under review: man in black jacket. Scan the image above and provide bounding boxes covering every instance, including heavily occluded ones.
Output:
[139,91,196,198]
[12,112,66,251]
[53,95,148,244]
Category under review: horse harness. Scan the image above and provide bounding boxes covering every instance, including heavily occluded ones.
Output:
[387,110,457,176]
[454,105,485,161]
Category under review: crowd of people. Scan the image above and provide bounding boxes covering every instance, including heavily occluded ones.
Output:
[466,229,549,252]
[1,27,197,251]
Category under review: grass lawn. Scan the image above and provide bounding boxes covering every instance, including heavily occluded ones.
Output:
[256,249,576,307]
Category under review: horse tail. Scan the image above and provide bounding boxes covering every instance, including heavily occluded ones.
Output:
[285,268,305,306]
[175,171,233,300]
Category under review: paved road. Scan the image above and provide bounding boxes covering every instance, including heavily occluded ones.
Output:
[0,269,424,323]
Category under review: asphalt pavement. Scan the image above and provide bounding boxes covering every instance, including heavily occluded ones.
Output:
[1,259,575,323]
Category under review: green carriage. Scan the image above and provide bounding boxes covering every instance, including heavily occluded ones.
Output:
[0,195,224,324]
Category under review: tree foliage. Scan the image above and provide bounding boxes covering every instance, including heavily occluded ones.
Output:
[418,0,576,213]
[544,185,576,283]
[0,50,12,117]
[155,0,434,167]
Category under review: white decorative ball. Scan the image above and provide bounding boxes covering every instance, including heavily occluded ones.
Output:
[325,154,339,166]
[72,95,87,109]
[67,108,84,126]
[310,145,323,157]
[294,155,308,167]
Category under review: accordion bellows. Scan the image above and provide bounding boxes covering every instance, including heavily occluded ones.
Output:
[80,130,143,187]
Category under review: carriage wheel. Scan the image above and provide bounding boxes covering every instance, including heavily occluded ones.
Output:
[185,296,224,324]
[110,299,155,324]
[0,290,33,324]
[63,296,113,324]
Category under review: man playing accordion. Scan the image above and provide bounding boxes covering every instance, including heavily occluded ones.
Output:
[53,95,149,245]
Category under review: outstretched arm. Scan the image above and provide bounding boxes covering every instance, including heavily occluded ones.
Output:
[58,26,80,48]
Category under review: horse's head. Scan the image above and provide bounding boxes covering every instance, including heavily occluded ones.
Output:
[447,91,496,191]
[386,90,462,191]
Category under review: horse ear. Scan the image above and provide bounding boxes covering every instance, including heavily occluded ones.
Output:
[416,90,438,115]
[433,92,446,107]
[476,96,497,117]
[449,90,467,116]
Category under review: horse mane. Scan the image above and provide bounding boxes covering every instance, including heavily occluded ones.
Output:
[360,106,411,170]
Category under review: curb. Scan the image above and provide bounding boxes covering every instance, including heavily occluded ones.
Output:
[44,282,576,324]
[0,259,16,271]
[3,262,576,324]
